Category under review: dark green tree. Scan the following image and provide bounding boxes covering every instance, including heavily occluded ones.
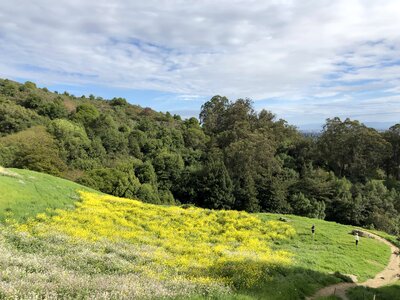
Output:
[317,118,391,181]
[196,156,234,209]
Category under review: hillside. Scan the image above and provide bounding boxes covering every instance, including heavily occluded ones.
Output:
[0,167,99,222]
[1,79,400,236]
[347,282,400,300]
[0,167,396,299]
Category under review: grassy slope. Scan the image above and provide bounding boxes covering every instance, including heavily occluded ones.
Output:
[0,168,98,222]
[263,214,391,282]
[347,283,400,300]
[345,230,400,300]
[0,167,395,299]
[227,214,391,299]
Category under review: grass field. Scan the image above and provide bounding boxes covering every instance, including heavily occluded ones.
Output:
[347,283,400,300]
[0,167,395,299]
[261,214,391,282]
[230,214,391,299]
[0,167,98,222]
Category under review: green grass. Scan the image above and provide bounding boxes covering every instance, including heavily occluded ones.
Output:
[228,213,392,299]
[369,229,400,248]
[347,282,400,300]
[183,214,393,299]
[259,214,391,282]
[0,167,396,299]
[0,167,98,222]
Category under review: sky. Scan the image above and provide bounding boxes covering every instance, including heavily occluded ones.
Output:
[1,0,400,129]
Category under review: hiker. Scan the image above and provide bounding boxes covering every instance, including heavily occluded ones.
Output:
[355,232,359,247]
[311,224,315,239]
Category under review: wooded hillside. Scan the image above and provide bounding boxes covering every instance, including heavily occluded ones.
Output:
[1,78,399,234]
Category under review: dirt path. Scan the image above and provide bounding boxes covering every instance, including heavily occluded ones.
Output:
[307,231,400,300]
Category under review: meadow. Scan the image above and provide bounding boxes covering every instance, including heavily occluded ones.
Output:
[0,167,98,222]
[0,168,395,299]
[347,283,400,300]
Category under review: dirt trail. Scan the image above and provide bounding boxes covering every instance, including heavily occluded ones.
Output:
[307,231,400,300]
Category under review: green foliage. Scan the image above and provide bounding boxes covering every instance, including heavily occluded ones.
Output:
[22,94,67,119]
[289,193,326,219]
[199,95,230,135]
[152,150,184,190]
[48,119,91,166]
[23,81,37,90]
[0,126,66,175]
[0,79,18,96]
[72,103,100,126]
[0,79,400,234]
[92,114,128,154]
[77,168,140,198]
[0,100,42,135]
[196,155,234,209]
[110,97,128,106]
[136,183,161,204]
[38,98,68,119]
[134,161,157,185]
[384,124,400,181]
[23,93,44,109]
[317,117,391,182]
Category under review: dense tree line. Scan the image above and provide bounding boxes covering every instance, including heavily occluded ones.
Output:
[0,79,400,234]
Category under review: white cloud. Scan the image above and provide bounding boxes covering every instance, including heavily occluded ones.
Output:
[0,0,400,124]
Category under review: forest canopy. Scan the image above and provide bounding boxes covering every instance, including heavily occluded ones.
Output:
[1,79,399,234]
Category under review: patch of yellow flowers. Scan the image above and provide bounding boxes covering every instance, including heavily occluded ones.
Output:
[18,191,296,288]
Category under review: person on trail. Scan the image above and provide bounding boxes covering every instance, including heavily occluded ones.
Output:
[311,224,315,239]
[355,232,360,248]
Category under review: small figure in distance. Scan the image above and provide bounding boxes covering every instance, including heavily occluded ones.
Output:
[355,232,359,248]
[311,224,315,240]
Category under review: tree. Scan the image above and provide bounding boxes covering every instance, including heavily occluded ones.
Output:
[22,93,44,109]
[152,151,184,191]
[110,97,128,106]
[196,156,234,209]
[136,183,161,204]
[48,119,91,165]
[199,95,230,135]
[384,124,400,180]
[0,126,66,175]
[289,193,325,219]
[38,98,68,119]
[0,100,42,135]
[135,161,157,186]
[91,114,128,154]
[361,180,398,233]
[257,167,298,213]
[72,103,100,127]
[317,118,391,181]
[78,168,140,198]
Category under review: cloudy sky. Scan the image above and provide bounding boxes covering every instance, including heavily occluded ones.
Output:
[1,0,400,128]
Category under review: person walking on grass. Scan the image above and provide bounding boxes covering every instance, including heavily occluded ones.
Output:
[355,232,360,248]
[311,224,315,240]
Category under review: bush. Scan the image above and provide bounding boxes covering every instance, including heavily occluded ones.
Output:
[0,101,42,135]
[0,126,66,175]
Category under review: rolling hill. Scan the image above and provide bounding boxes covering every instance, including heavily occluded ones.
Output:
[0,167,398,299]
